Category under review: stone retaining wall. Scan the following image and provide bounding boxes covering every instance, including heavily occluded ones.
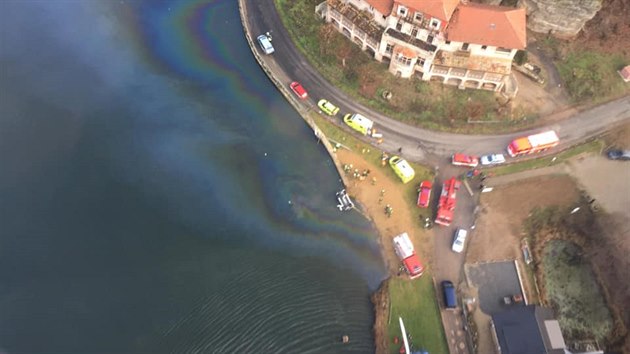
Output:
[237,0,349,187]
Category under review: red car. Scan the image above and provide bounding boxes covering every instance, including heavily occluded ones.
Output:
[289,81,308,99]
[417,180,432,208]
[451,153,479,167]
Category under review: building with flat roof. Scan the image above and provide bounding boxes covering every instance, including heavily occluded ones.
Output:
[491,305,566,354]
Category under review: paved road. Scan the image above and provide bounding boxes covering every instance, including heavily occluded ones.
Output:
[245,0,630,165]
[241,1,629,353]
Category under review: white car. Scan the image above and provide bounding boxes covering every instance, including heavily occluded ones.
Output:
[452,228,468,253]
[257,34,274,55]
[480,153,506,166]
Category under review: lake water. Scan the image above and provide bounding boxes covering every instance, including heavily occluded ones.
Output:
[0,0,386,352]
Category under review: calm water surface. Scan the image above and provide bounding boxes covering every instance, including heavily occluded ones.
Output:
[0,0,386,352]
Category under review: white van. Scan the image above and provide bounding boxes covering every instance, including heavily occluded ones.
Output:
[343,113,374,136]
[257,34,274,55]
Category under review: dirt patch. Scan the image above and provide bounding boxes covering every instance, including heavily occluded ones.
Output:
[603,121,630,149]
[467,175,580,263]
[371,279,390,354]
[581,211,630,352]
[334,148,433,273]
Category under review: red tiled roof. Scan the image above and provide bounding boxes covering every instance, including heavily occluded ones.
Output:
[365,0,394,16]
[446,3,526,49]
[396,0,460,22]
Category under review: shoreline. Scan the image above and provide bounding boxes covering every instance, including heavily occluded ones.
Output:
[237,1,408,351]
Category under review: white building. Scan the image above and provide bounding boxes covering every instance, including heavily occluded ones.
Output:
[316,0,527,92]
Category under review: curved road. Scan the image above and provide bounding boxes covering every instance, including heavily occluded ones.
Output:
[245,0,630,164]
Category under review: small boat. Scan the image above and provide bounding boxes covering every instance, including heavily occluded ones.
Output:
[336,189,355,211]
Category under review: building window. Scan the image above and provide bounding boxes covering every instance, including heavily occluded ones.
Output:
[411,28,418,38]
[396,22,403,31]
[398,55,411,66]
[398,6,407,17]
[385,43,394,54]
[418,58,426,66]
[430,19,441,29]
[414,12,423,22]
[481,45,487,50]
[497,47,512,54]
[445,40,451,45]
[461,43,469,51]
[427,35,434,44]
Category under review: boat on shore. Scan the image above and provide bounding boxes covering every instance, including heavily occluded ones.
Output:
[336,189,355,211]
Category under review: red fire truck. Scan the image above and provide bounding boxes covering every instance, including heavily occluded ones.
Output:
[392,232,425,279]
[507,130,559,157]
[435,177,461,227]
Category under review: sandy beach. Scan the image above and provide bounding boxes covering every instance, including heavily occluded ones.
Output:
[333,148,434,274]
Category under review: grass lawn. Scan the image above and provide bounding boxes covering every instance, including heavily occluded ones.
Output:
[557,51,629,104]
[487,139,604,176]
[387,276,449,353]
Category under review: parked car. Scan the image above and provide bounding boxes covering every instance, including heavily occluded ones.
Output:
[256,34,274,55]
[441,281,457,309]
[389,156,415,184]
[606,149,630,161]
[289,81,308,99]
[451,228,468,253]
[317,99,340,116]
[451,153,479,167]
[417,181,432,208]
[480,153,506,166]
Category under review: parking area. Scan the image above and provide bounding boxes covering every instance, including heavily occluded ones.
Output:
[465,261,524,315]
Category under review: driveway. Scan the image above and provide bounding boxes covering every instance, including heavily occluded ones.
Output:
[465,261,524,315]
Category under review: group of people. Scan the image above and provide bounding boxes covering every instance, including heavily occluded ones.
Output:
[342,164,371,180]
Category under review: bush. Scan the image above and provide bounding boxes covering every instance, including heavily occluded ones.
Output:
[514,50,528,66]
[557,51,627,102]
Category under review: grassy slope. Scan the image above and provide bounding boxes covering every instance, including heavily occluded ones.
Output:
[387,276,448,354]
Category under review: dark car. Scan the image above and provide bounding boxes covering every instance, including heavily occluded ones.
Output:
[441,280,457,309]
[607,149,630,161]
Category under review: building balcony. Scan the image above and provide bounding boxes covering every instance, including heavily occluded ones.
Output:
[384,28,437,55]
[435,50,512,75]
[326,0,384,39]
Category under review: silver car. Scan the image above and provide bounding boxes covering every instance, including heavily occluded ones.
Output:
[480,153,506,166]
